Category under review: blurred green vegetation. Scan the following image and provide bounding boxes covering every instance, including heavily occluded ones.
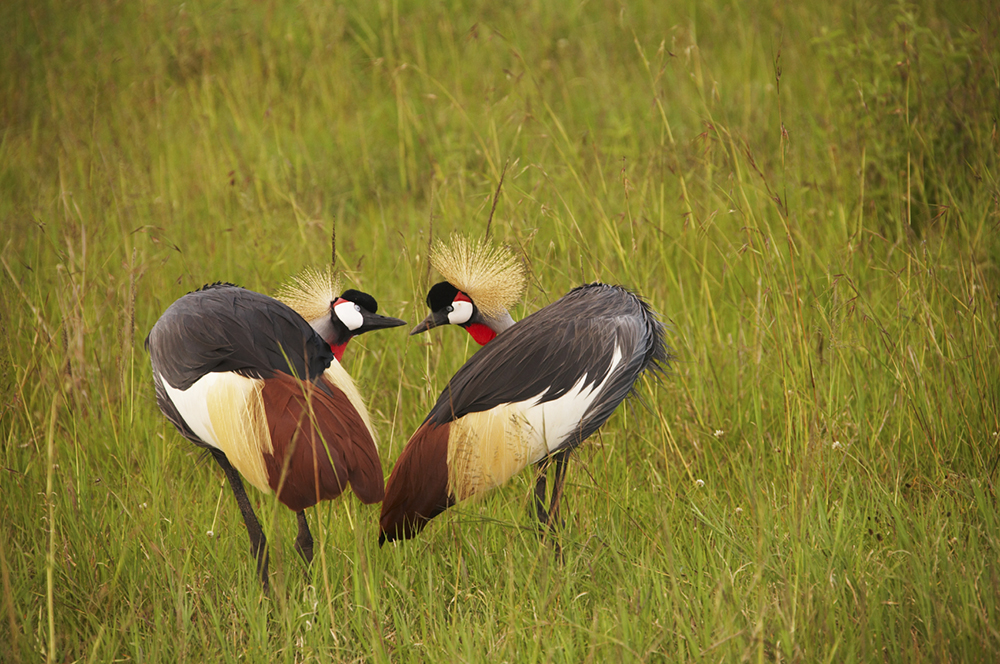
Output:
[2,0,999,661]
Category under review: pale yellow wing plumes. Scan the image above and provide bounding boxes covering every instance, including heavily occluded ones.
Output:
[322,363,377,446]
[275,265,341,322]
[430,235,526,318]
[447,406,535,501]
[206,375,274,494]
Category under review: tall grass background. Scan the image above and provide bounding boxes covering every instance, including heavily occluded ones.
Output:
[2,0,999,661]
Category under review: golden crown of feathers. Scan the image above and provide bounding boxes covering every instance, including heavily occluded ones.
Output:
[430,235,527,318]
[275,265,341,322]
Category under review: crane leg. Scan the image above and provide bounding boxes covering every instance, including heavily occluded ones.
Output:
[533,448,571,528]
[212,450,270,590]
[546,449,571,530]
[295,511,314,564]
[533,459,550,524]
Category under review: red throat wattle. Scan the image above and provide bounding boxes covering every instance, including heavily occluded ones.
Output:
[465,323,497,346]
[330,342,348,361]
[329,297,350,360]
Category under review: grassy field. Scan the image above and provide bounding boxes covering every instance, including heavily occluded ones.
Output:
[3,0,999,661]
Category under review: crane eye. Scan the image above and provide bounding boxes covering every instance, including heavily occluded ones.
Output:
[445,305,454,313]
[354,304,361,312]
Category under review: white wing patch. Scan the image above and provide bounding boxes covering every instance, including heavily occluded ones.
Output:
[160,371,274,493]
[447,345,624,501]
[520,343,624,456]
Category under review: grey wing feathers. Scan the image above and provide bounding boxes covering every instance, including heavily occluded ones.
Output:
[426,283,669,436]
[146,285,333,391]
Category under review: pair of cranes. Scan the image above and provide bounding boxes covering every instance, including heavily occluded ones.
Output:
[146,236,669,588]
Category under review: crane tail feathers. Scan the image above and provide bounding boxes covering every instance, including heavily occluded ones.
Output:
[260,373,385,512]
[379,422,453,544]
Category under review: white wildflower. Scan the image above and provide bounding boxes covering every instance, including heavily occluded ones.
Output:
[695,479,705,488]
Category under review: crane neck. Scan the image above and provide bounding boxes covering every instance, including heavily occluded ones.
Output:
[485,309,517,333]
[476,309,516,344]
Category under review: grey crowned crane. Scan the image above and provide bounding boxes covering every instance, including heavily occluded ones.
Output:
[146,268,405,588]
[379,237,670,544]
[408,236,526,344]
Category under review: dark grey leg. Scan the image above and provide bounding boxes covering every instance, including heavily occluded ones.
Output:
[534,448,571,528]
[295,510,314,564]
[546,449,571,529]
[534,457,551,524]
[212,451,269,590]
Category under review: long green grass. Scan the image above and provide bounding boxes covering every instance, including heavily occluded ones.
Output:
[3,0,999,661]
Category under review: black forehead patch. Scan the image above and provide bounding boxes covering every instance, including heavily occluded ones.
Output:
[426,281,460,311]
[340,289,378,313]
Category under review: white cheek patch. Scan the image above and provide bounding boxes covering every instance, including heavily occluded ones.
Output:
[334,301,364,331]
[448,300,473,325]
